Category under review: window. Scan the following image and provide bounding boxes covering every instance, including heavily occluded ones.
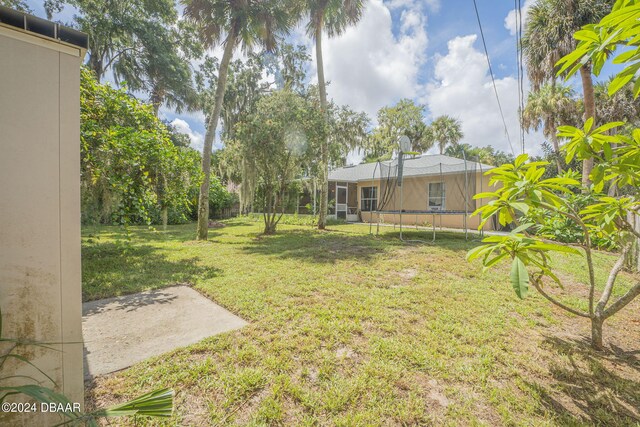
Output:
[361,186,377,211]
[428,182,445,210]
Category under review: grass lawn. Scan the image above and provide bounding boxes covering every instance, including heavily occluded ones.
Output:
[83,219,640,426]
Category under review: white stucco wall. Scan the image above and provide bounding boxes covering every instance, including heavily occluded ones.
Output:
[0,24,84,425]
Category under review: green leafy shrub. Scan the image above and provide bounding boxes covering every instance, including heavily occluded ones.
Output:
[80,68,202,226]
[523,193,618,250]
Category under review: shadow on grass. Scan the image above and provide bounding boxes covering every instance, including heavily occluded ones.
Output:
[82,242,221,302]
[83,220,255,243]
[82,288,180,316]
[241,227,474,264]
[526,336,640,425]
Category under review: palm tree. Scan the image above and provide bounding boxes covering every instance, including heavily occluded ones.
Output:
[594,80,640,126]
[522,83,578,174]
[113,22,199,116]
[183,0,293,240]
[594,80,640,196]
[301,0,365,230]
[427,115,464,155]
[522,0,614,186]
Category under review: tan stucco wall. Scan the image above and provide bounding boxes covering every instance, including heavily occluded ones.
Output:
[357,171,496,231]
[0,26,84,425]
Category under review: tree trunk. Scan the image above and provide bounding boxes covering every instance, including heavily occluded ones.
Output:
[196,31,236,240]
[591,315,604,351]
[89,54,104,81]
[315,22,329,231]
[579,65,596,189]
[151,86,162,117]
[625,212,640,272]
[161,206,168,231]
[263,191,276,235]
[550,131,563,175]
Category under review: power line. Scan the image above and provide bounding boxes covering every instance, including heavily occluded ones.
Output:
[472,0,515,156]
[515,0,526,154]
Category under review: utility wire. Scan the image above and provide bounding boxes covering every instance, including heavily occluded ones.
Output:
[516,0,526,153]
[515,0,523,153]
[472,0,515,156]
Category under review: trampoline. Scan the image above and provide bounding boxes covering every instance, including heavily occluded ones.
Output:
[367,149,491,242]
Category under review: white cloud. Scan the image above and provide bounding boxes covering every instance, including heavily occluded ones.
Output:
[425,35,542,155]
[504,0,536,36]
[170,118,205,152]
[310,0,428,119]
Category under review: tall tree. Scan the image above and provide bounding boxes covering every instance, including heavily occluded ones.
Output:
[264,43,311,93]
[521,0,614,186]
[45,0,177,82]
[594,80,640,127]
[113,20,201,116]
[426,115,464,155]
[183,0,294,240]
[301,0,365,230]
[233,90,325,234]
[365,98,429,161]
[46,1,200,117]
[522,83,578,174]
[80,69,201,227]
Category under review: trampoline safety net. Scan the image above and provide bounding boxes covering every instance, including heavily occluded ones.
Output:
[368,154,488,241]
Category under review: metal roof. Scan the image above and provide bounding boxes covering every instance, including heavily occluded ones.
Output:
[0,5,88,50]
[328,154,495,183]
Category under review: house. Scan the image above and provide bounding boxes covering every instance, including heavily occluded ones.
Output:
[327,154,497,230]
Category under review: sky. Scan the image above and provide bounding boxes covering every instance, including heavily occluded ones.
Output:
[26,0,616,161]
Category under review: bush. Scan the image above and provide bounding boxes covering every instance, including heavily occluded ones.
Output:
[523,193,617,250]
[80,68,201,226]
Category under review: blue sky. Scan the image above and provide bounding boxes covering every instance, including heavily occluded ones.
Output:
[27,0,619,158]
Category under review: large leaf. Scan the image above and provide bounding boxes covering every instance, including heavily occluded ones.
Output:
[95,388,174,418]
[510,257,529,299]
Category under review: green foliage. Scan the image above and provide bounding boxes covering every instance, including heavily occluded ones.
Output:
[94,388,174,419]
[521,0,614,88]
[365,99,429,160]
[468,1,640,345]
[473,154,580,229]
[510,257,530,299]
[522,193,617,249]
[232,90,325,234]
[208,175,237,218]
[313,90,370,167]
[45,0,177,81]
[444,143,515,166]
[80,68,201,226]
[426,115,464,155]
[264,44,311,93]
[113,19,200,115]
[0,0,31,12]
[184,0,294,52]
[556,0,640,96]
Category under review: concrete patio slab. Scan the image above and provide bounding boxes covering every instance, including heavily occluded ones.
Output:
[82,285,247,379]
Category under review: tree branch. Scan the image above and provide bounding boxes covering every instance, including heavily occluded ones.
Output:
[532,279,590,318]
[603,281,640,319]
[621,217,640,240]
[102,47,139,75]
[596,243,632,313]
[537,200,596,315]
